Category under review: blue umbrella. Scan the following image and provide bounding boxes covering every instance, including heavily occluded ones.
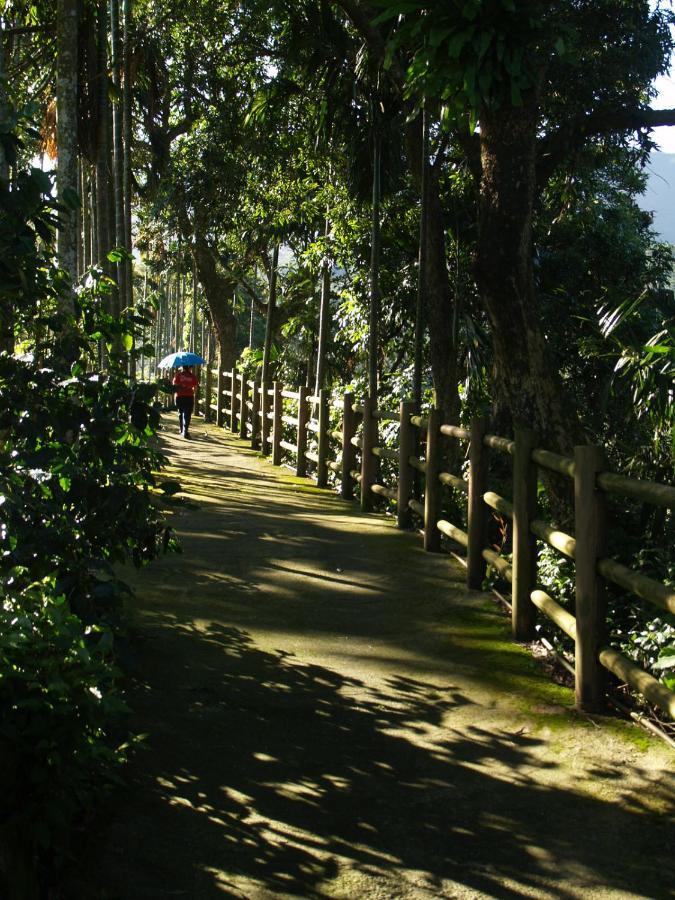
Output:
[158,351,207,368]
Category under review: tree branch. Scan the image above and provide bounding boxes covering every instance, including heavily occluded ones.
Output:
[538,106,675,184]
[328,0,405,85]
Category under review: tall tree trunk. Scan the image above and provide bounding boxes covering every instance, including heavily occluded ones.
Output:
[110,0,127,309]
[368,126,381,401]
[56,0,78,305]
[476,102,579,452]
[190,254,198,352]
[191,235,238,370]
[412,107,429,409]
[122,0,133,312]
[75,159,83,277]
[314,217,331,396]
[404,111,459,421]
[95,1,112,305]
[248,276,255,348]
[81,163,91,270]
[0,25,14,353]
[261,244,279,383]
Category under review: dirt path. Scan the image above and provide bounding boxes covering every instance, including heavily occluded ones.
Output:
[71,417,674,900]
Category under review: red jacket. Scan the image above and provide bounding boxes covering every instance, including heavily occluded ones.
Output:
[172,371,198,398]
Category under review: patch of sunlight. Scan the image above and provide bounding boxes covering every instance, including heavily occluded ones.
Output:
[321,774,351,790]
[270,780,323,800]
[252,752,279,763]
[220,786,255,806]
[174,773,198,784]
[206,814,228,827]
[155,777,176,789]
[169,795,194,809]
[259,560,383,593]
[259,681,292,691]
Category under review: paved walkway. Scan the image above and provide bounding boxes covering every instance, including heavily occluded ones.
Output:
[71,416,674,899]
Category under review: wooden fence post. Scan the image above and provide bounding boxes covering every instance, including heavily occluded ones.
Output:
[261,380,271,455]
[512,428,538,641]
[317,388,329,488]
[271,381,283,465]
[423,408,442,552]
[230,366,238,432]
[574,444,608,712]
[239,374,248,439]
[297,385,309,477]
[467,416,489,589]
[216,362,224,428]
[397,399,416,529]
[360,394,377,512]
[341,392,356,501]
[204,366,213,423]
[250,377,261,449]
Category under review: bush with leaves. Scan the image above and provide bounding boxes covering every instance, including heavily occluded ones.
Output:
[0,144,174,892]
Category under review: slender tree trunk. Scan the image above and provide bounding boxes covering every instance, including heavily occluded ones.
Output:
[89,170,97,266]
[412,107,429,409]
[368,127,381,402]
[0,30,8,186]
[190,254,198,352]
[110,0,127,310]
[404,110,460,422]
[248,284,255,347]
[261,244,279,383]
[0,26,14,352]
[56,0,79,304]
[314,217,331,396]
[95,0,112,308]
[122,0,133,311]
[75,159,83,277]
[81,164,91,270]
[476,102,579,452]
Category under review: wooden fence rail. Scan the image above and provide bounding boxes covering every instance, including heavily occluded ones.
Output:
[200,372,675,719]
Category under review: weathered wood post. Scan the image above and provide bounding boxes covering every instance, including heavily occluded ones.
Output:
[297,385,309,477]
[467,416,489,589]
[250,377,261,449]
[360,394,377,512]
[216,362,224,428]
[260,379,271,455]
[230,366,238,432]
[272,381,283,466]
[512,428,538,641]
[423,408,442,551]
[203,366,213,422]
[397,399,416,529]
[239,374,249,439]
[574,444,608,711]
[317,388,329,488]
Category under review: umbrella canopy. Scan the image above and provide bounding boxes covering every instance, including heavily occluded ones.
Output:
[158,351,207,369]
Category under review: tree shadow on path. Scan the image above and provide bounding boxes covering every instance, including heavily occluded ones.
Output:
[81,616,674,900]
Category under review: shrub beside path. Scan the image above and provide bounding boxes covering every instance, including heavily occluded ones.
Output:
[71,416,674,899]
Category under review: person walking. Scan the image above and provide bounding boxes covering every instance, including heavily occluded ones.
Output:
[172,365,199,438]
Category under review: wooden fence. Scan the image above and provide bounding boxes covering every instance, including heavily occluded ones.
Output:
[203,366,675,720]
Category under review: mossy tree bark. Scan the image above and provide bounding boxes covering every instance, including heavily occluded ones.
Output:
[476,101,580,452]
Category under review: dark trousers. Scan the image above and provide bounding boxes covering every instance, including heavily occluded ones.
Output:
[176,396,194,434]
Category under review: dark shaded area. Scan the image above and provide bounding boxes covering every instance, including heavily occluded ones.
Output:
[66,423,675,899]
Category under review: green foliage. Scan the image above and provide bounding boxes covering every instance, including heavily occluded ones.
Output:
[0,135,174,886]
[0,579,130,865]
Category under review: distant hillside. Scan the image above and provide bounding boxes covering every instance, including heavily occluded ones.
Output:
[639,151,675,246]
